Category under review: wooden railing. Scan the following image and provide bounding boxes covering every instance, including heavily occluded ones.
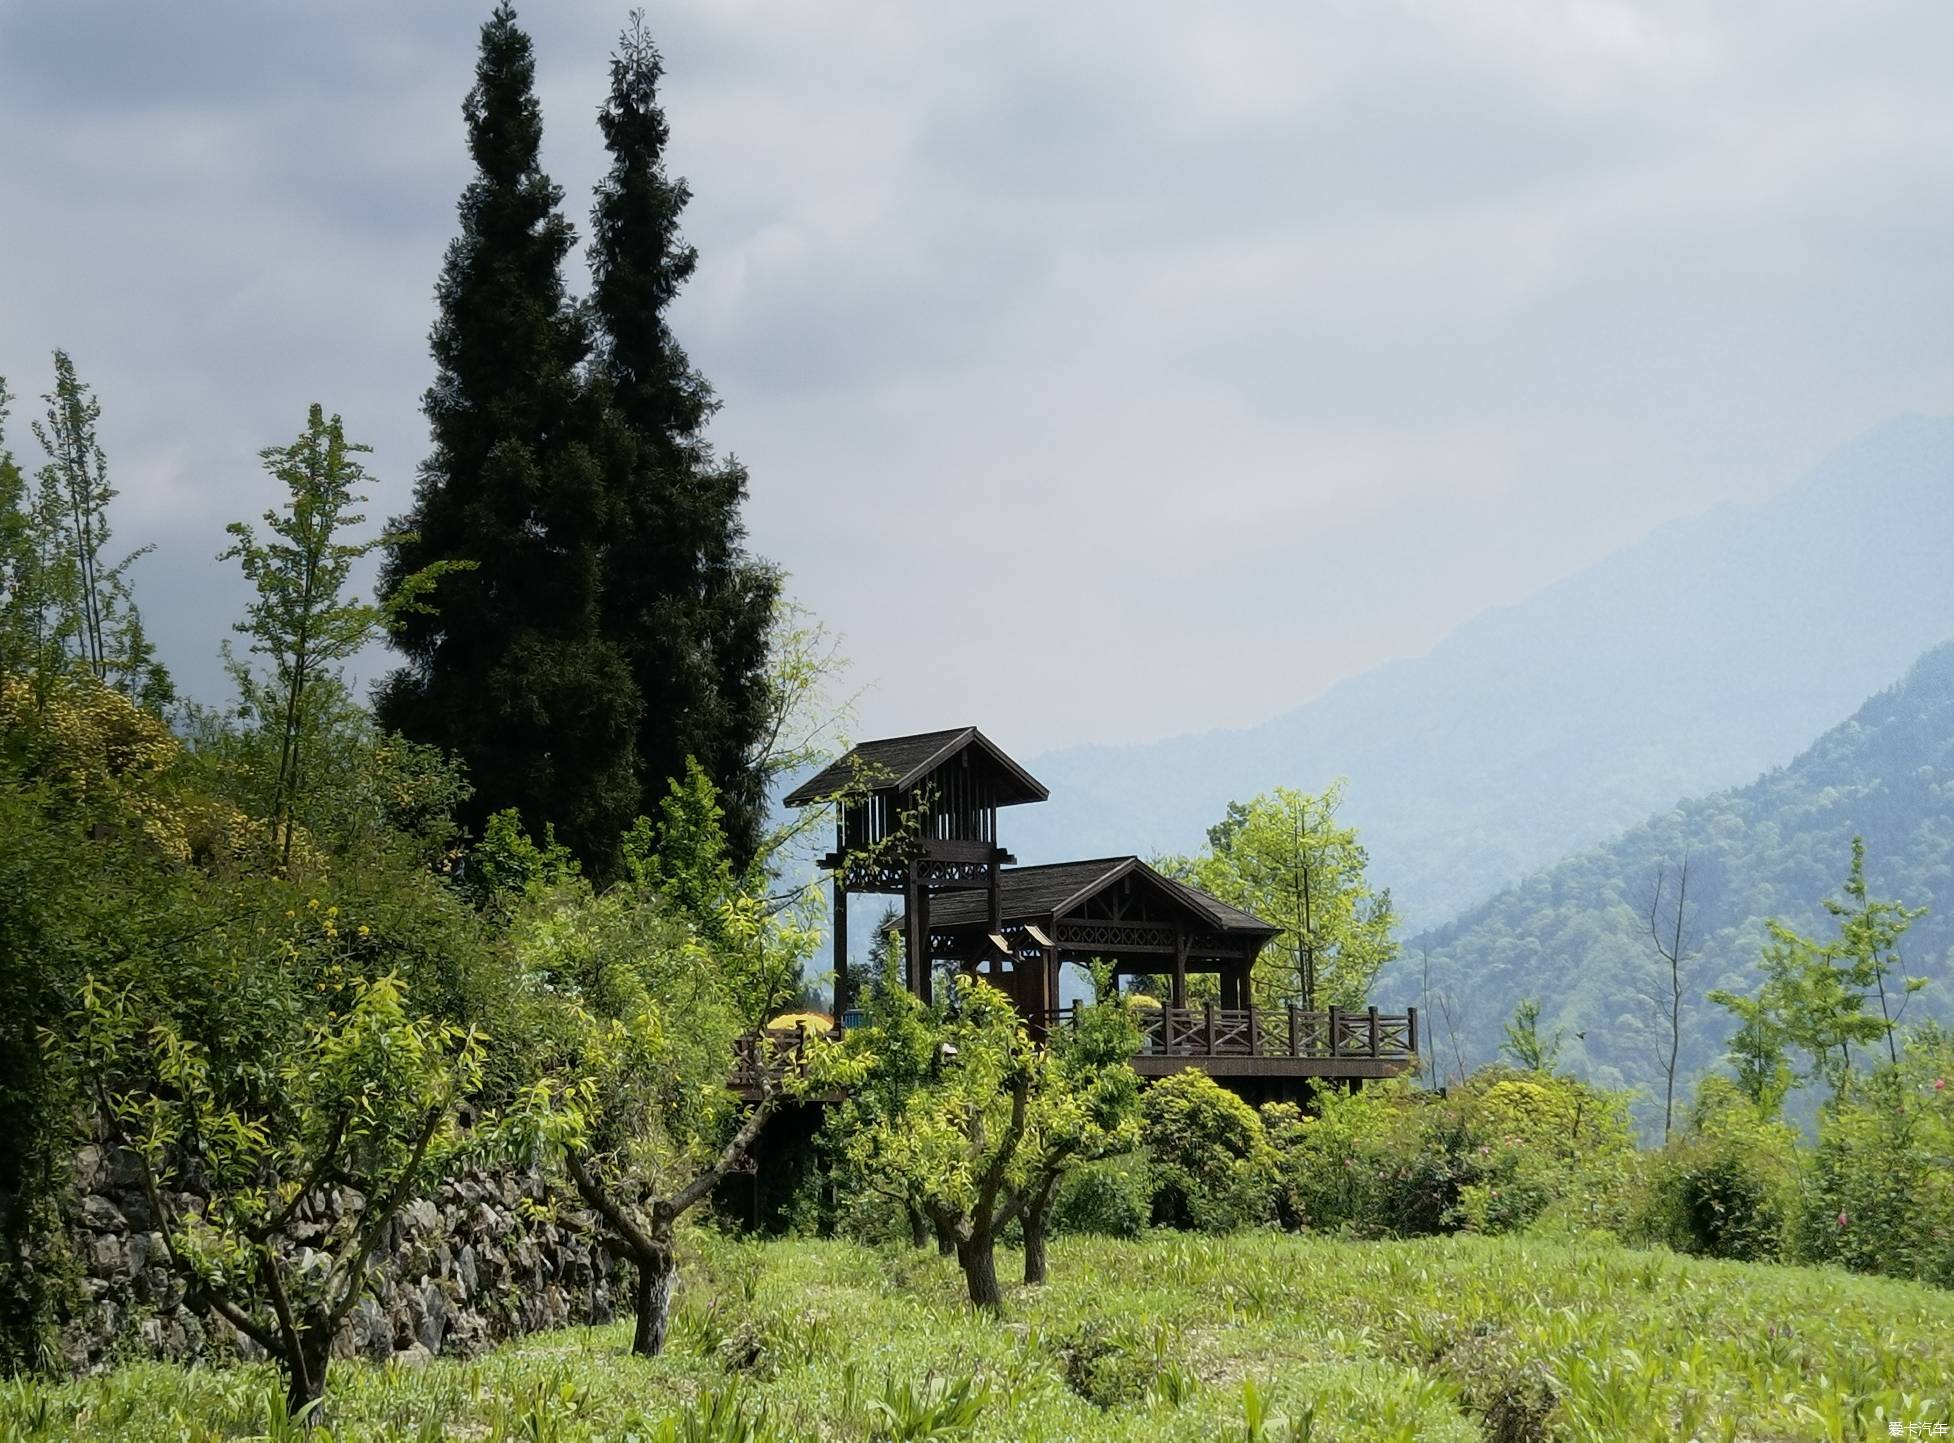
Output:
[729,1024,836,1092]
[731,1004,1417,1093]
[1028,1003,1418,1062]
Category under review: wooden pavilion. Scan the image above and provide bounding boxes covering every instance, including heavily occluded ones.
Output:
[765,726,1416,1097]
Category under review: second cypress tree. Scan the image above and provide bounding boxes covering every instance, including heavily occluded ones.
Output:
[379,4,641,868]
[589,13,780,868]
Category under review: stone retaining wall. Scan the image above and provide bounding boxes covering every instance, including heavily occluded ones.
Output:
[55,1142,618,1373]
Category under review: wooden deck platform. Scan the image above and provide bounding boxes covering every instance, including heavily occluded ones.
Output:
[730,1001,1416,1097]
[1032,1002,1417,1081]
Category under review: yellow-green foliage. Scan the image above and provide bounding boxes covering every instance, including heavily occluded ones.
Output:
[1139,1071,1276,1232]
[1264,1069,1639,1240]
[1,671,188,859]
[5,1231,1951,1442]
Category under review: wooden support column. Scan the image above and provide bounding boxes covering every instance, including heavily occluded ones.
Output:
[832,875,849,1017]
[915,884,933,1006]
[903,864,923,999]
[1171,929,1188,1009]
[1045,944,1060,1018]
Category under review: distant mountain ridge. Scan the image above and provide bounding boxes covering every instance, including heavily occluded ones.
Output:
[1393,640,1954,1124]
[1010,413,1954,929]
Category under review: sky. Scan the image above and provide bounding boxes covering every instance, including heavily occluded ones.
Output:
[4,0,1954,755]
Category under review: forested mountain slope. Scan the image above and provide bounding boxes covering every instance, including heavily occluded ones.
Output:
[1012,414,1954,929]
[1393,642,1954,1122]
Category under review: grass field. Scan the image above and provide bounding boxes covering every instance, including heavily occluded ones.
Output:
[5,1233,1952,1442]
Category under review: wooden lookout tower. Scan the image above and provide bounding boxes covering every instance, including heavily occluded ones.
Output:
[775,725,1416,1099]
[783,727,1047,1015]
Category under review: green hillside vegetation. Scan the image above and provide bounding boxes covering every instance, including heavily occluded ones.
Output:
[1403,640,1954,1125]
[6,1231,1952,1443]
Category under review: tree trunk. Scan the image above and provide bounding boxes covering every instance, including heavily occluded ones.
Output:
[1022,1176,1060,1286]
[956,1228,1003,1311]
[283,1335,331,1422]
[630,1242,678,1357]
[906,1201,930,1250]
[932,1212,957,1257]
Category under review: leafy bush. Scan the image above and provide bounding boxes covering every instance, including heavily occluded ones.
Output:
[1139,1070,1275,1231]
[1792,1025,1954,1287]
[1636,1076,1799,1262]
[1050,1321,1174,1409]
[1260,1068,1638,1240]
[1049,1154,1151,1239]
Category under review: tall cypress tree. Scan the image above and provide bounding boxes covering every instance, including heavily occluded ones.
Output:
[379,3,640,868]
[589,13,780,867]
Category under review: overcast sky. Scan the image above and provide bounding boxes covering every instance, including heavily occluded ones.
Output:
[4,0,1953,753]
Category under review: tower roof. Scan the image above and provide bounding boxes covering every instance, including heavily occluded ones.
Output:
[783,726,1047,808]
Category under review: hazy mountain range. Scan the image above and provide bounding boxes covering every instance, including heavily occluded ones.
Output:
[1010,412,1954,931]
[1393,640,1954,1126]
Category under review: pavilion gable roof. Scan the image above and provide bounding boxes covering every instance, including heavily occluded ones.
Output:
[782,726,1047,808]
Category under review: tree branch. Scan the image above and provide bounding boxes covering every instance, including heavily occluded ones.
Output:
[328,1100,444,1330]
[660,1086,781,1222]
[565,1147,658,1261]
[973,1070,1031,1217]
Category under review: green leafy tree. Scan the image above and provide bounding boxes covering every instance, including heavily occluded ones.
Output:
[824,978,1136,1308]
[25,352,169,706]
[1825,835,1928,1067]
[1794,1024,1954,1286]
[825,933,942,1249]
[379,3,640,872]
[622,758,739,939]
[1168,782,1396,1011]
[0,378,35,678]
[1711,840,1924,1102]
[1712,989,1795,1113]
[588,11,780,868]
[223,405,464,872]
[1500,997,1564,1074]
[62,969,483,1417]
[506,779,814,1356]
[1015,986,1142,1285]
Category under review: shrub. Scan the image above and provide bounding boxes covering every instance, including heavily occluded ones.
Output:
[1792,1025,1954,1287]
[1259,1068,1638,1240]
[1050,1321,1174,1409]
[1139,1070,1275,1231]
[1050,1154,1151,1239]
[1637,1076,1799,1262]
[1262,1086,1405,1234]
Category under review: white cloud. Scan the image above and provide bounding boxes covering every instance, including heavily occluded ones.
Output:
[3,0,1952,746]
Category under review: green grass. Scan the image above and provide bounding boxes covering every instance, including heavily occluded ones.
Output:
[5,1233,1952,1441]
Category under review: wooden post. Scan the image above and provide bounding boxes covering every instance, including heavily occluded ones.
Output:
[902,864,922,998]
[1204,1001,1215,1056]
[1328,1005,1342,1058]
[832,876,849,1017]
[1406,1006,1419,1059]
[1287,1002,1299,1057]
[1247,1005,1260,1056]
[1367,1005,1379,1058]
[1171,930,1189,1009]
[1161,1003,1175,1055]
[1045,944,1061,1021]
[916,884,933,1007]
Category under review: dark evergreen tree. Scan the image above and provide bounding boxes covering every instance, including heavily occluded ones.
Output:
[378,3,640,869]
[589,12,780,867]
